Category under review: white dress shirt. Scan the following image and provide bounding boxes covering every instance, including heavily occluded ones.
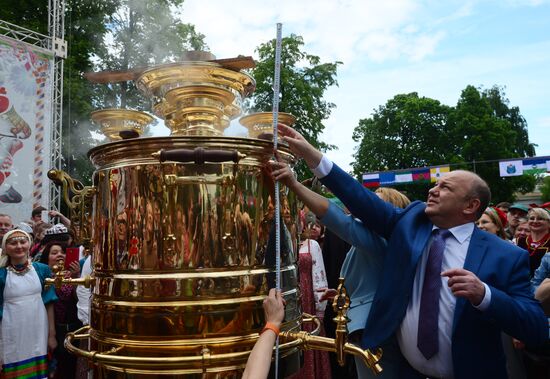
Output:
[398,224,482,378]
[76,256,92,325]
[313,155,492,378]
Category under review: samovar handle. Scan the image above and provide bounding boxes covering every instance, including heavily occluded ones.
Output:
[152,147,246,164]
[44,259,93,289]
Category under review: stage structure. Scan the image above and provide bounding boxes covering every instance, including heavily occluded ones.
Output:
[46,51,383,378]
[0,0,65,222]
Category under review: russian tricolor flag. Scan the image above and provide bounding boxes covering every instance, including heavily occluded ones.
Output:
[362,173,380,188]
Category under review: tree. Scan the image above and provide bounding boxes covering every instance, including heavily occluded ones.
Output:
[2,1,207,185]
[248,34,340,180]
[352,86,536,202]
[449,85,536,202]
[351,93,452,199]
[0,0,118,184]
[540,176,550,202]
[93,0,207,111]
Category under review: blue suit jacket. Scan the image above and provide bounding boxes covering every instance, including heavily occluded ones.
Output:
[321,163,547,378]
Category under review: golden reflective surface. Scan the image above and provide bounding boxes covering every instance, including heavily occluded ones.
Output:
[86,136,301,377]
[136,62,254,136]
[239,112,296,139]
[91,108,154,141]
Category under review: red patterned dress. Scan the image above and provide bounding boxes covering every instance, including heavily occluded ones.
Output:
[290,239,332,379]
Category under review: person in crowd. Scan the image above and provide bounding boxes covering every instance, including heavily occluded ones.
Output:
[506,203,529,240]
[40,242,82,379]
[534,278,550,315]
[273,123,547,378]
[33,223,70,263]
[291,212,331,379]
[242,288,285,379]
[31,207,71,228]
[75,253,92,378]
[31,206,47,224]
[30,222,53,260]
[496,201,511,213]
[0,229,57,377]
[0,213,13,246]
[274,160,410,379]
[476,207,527,378]
[320,198,356,378]
[48,210,71,228]
[517,207,550,276]
[513,218,530,245]
[476,206,508,240]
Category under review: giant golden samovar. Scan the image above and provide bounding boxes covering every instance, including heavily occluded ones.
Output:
[47,52,382,378]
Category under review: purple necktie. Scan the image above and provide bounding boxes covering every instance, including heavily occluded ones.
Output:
[417,228,451,359]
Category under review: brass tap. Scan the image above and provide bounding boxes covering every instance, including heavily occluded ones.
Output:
[333,277,351,366]
[45,259,92,289]
[279,277,383,374]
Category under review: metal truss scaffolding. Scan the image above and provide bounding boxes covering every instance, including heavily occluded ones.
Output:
[48,0,67,211]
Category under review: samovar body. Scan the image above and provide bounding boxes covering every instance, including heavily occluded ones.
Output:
[85,136,301,377]
[55,56,382,378]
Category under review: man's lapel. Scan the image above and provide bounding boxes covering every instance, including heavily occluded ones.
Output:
[452,227,489,334]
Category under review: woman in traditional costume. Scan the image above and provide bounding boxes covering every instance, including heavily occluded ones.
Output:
[518,207,550,276]
[0,229,57,378]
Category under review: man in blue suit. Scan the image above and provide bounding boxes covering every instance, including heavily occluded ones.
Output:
[274,124,547,378]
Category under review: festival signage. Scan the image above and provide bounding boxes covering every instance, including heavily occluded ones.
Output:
[499,160,523,177]
[0,35,54,223]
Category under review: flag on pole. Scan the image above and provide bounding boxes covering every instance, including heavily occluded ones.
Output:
[499,160,523,177]
[412,168,431,182]
[395,172,413,184]
[522,158,547,175]
[362,173,380,188]
[430,166,450,182]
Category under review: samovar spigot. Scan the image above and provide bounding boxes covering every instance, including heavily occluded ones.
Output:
[333,277,351,365]
[279,278,383,374]
[45,259,92,289]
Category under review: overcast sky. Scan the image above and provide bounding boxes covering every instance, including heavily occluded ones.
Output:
[151,0,550,172]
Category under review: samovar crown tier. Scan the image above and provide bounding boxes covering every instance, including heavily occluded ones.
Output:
[90,108,154,141]
[136,61,255,137]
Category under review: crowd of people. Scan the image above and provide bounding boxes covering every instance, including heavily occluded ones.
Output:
[254,123,550,379]
[2,130,550,379]
[0,208,91,378]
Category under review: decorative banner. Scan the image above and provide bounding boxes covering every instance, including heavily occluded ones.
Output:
[499,160,523,177]
[412,168,431,182]
[379,172,395,186]
[522,158,548,175]
[0,36,54,223]
[362,173,380,188]
[395,172,413,183]
[430,166,450,182]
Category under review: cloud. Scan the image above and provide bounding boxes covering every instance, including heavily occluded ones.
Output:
[179,0,442,65]
[168,0,550,172]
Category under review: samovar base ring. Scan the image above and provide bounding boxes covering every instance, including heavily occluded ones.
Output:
[65,325,303,375]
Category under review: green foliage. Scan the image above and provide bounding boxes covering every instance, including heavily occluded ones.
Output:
[1,0,207,185]
[0,0,118,184]
[351,93,452,199]
[352,85,536,202]
[94,0,207,110]
[541,176,550,202]
[248,34,340,180]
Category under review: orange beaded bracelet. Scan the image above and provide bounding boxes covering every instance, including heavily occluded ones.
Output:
[260,322,280,336]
